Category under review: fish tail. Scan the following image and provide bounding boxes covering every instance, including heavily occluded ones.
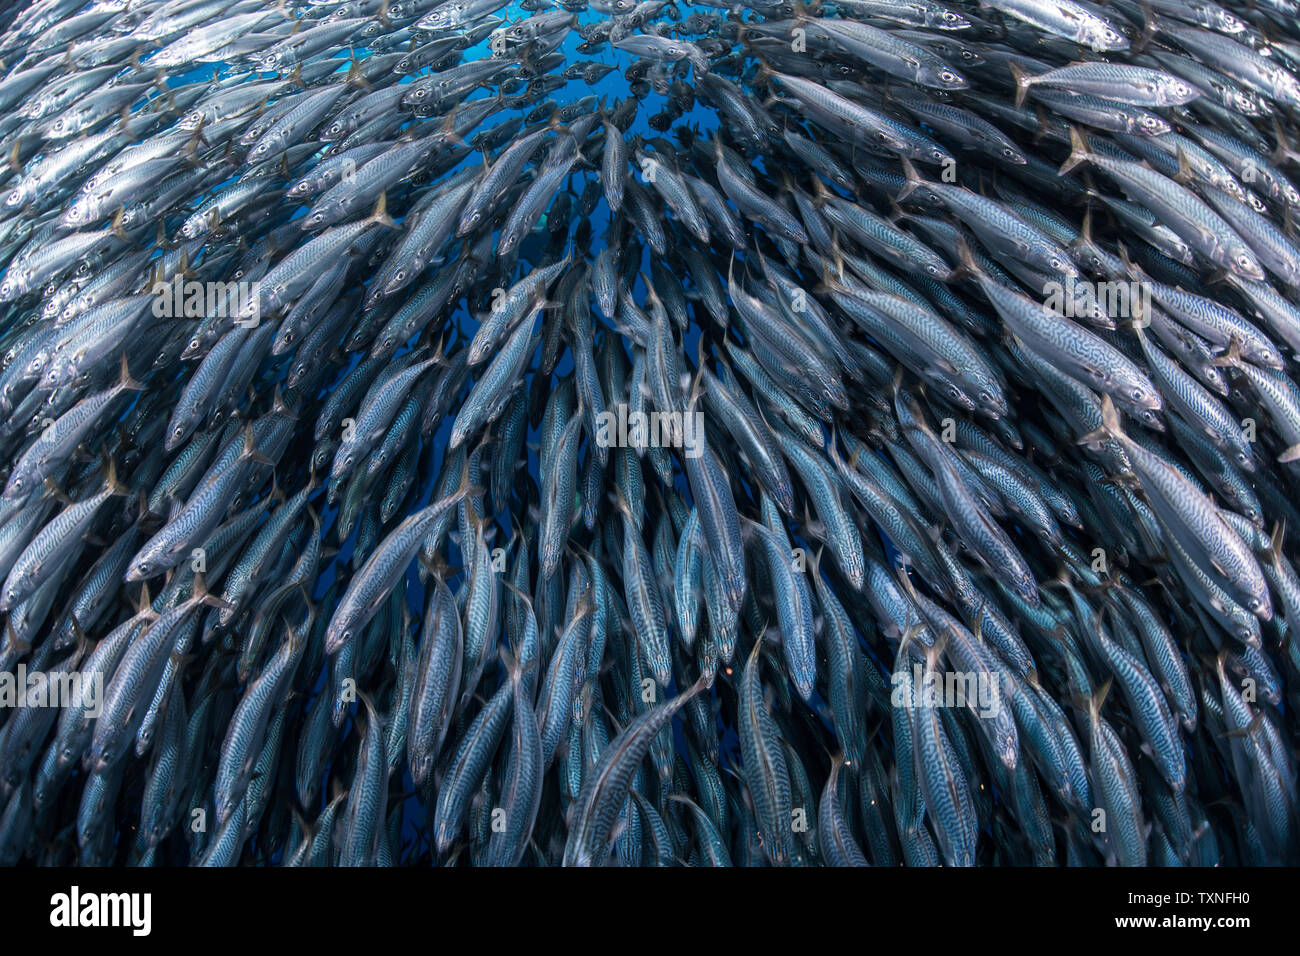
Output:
[1059,126,1093,177]
[368,191,398,229]
[897,157,923,202]
[1089,677,1113,724]
[1009,61,1032,110]
[1209,338,1243,369]
[192,572,234,612]
[102,457,129,498]
[116,353,145,393]
[238,424,274,466]
[1077,394,1124,446]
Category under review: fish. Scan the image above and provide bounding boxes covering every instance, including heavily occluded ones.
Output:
[0,0,1296,871]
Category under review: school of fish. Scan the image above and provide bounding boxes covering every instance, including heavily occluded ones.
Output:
[0,0,1297,867]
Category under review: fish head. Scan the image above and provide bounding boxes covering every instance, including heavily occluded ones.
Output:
[4,470,30,498]
[0,580,24,610]
[0,273,25,300]
[126,556,159,581]
[1229,249,1266,281]
[1136,114,1170,136]
[1231,447,1255,475]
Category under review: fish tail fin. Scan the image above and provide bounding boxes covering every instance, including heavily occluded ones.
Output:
[808,174,832,211]
[1221,712,1265,741]
[345,58,371,89]
[116,353,145,393]
[1077,393,1124,446]
[1116,239,1148,284]
[438,112,469,150]
[368,191,398,229]
[1089,676,1113,724]
[897,156,923,202]
[1009,61,1032,109]
[1209,338,1243,369]
[451,454,483,504]
[236,424,273,467]
[1268,520,1286,566]
[43,476,73,507]
[1059,126,1092,177]
[686,334,707,416]
[272,385,298,421]
[951,235,983,284]
[828,228,845,281]
[3,619,30,658]
[103,457,129,498]
[1172,145,1196,186]
[192,572,233,612]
